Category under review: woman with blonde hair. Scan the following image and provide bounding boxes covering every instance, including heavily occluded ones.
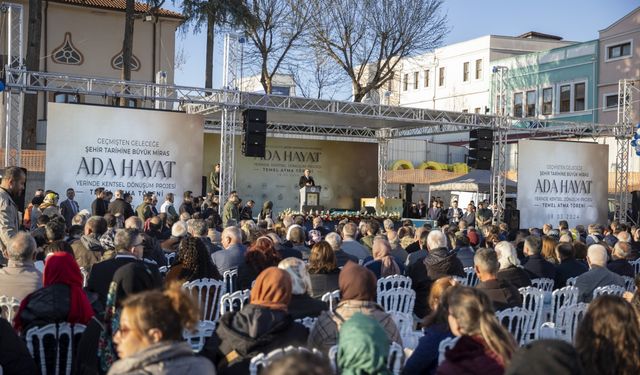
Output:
[107,282,214,374]
[278,257,328,319]
[365,236,403,279]
[437,286,516,375]
[541,235,559,264]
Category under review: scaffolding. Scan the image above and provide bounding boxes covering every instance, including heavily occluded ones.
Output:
[1,3,23,167]
[491,66,509,222]
[614,79,636,223]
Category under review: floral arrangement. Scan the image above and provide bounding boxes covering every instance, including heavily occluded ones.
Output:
[277,208,401,222]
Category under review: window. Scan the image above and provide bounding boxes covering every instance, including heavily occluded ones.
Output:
[474,107,481,114]
[513,93,523,117]
[574,83,585,111]
[607,41,632,60]
[542,88,553,115]
[475,59,482,79]
[559,85,571,113]
[424,70,430,87]
[111,97,137,107]
[414,71,419,89]
[463,62,469,82]
[272,86,291,96]
[54,92,79,103]
[403,74,408,91]
[387,72,395,91]
[526,90,536,117]
[605,93,619,110]
[462,109,468,113]
[439,67,445,86]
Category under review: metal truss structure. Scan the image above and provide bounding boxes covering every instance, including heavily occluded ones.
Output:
[614,79,636,223]
[1,3,23,167]
[490,66,509,222]
[376,129,393,199]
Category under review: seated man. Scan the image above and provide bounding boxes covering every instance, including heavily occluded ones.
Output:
[575,244,625,303]
[523,235,556,280]
[474,247,522,311]
[0,232,42,301]
[607,241,634,278]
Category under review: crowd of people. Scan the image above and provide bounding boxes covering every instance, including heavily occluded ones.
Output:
[0,166,639,374]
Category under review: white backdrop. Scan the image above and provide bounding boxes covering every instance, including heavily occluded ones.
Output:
[46,103,203,211]
[517,140,608,228]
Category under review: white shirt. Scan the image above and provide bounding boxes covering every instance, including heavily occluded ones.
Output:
[160,201,173,213]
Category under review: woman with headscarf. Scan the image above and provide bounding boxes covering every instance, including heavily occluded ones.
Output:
[237,236,282,289]
[14,251,95,334]
[258,200,273,221]
[308,262,402,353]
[74,262,161,375]
[278,257,328,319]
[164,236,222,285]
[39,191,61,219]
[338,313,391,375]
[207,267,308,375]
[364,237,404,279]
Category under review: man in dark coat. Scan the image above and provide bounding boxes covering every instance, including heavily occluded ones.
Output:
[474,248,522,311]
[554,242,588,289]
[298,169,315,188]
[107,189,134,220]
[90,187,108,217]
[523,235,556,280]
[607,241,635,278]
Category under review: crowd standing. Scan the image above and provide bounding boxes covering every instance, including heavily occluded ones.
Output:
[0,165,639,374]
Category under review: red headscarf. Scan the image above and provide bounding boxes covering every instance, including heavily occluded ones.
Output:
[250,267,292,311]
[14,252,94,331]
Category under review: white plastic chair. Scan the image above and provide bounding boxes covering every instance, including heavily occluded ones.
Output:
[0,295,20,323]
[25,323,86,375]
[377,288,416,314]
[519,286,545,342]
[463,267,478,287]
[294,316,318,330]
[158,266,169,276]
[183,320,216,352]
[389,311,414,335]
[79,267,89,288]
[566,277,578,286]
[552,302,588,342]
[592,284,626,299]
[451,276,466,286]
[223,268,239,294]
[219,289,251,315]
[377,274,412,292]
[622,276,636,292]
[182,278,226,322]
[549,286,579,323]
[165,252,177,266]
[328,342,404,375]
[630,258,640,275]
[496,307,531,346]
[321,289,341,310]
[249,346,323,375]
[438,336,460,364]
[530,277,554,292]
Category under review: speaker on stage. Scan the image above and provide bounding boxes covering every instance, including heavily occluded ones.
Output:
[468,129,493,170]
[504,209,520,230]
[242,109,267,157]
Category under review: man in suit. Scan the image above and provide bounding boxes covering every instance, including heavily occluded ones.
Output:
[108,189,134,220]
[60,188,79,228]
[575,244,625,303]
[523,235,557,280]
[554,242,588,289]
[91,187,109,217]
[86,228,160,306]
[298,169,315,188]
[447,200,463,225]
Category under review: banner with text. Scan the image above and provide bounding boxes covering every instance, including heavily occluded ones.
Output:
[517,139,608,228]
[46,103,203,211]
[203,134,377,215]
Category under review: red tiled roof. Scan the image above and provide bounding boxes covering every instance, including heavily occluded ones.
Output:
[50,0,184,19]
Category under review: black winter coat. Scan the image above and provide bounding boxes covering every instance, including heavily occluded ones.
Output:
[0,318,38,374]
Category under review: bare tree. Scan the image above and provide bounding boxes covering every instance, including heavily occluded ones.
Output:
[288,52,344,99]
[310,0,447,102]
[242,0,313,94]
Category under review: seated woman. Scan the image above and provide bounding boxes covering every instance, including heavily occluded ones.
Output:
[237,236,282,290]
[403,277,456,375]
[308,262,401,353]
[575,295,640,375]
[437,286,516,375]
[494,241,531,289]
[107,282,215,373]
[164,236,222,285]
[338,313,390,375]
[14,251,94,334]
[364,237,404,279]
[278,257,328,319]
[74,262,161,375]
[208,267,308,375]
[307,241,341,299]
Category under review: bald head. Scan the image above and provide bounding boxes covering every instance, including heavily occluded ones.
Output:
[125,216,143,231]
[587,244,608,268]
[613,241,631,260]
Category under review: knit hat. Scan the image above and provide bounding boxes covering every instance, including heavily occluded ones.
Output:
[505,339,583,375]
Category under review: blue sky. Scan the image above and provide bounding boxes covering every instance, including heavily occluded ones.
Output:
[166,0,638,98]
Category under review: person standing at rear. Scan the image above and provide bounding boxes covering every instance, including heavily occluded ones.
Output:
[0,167,25,262]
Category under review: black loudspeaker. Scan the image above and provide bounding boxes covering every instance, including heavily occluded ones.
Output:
[632,191,640,223]
[468,129,493,170]
[242,109,267,157]
[400,183,414,202]
[504,209,520,230]
[201,176,207,197]
[16,167,27,214]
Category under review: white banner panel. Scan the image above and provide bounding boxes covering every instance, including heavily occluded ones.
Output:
[46,103,203,211]
[517,140,608,228]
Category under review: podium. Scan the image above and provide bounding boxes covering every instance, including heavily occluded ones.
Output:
[300,186,323,212]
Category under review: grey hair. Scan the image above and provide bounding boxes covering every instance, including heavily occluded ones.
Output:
[124,216,143,231]
[324,232,342,251]
[187,219,207,236]
[278,257,311,295]
[617,231,631,243]
[221,226,242,242]
[114,228,140,252]
[383,219,394,230]
[474,248,499,275]
[494,241,520,270]
[587,244,608,267]
[7,232,36,262]
[427,230,447,250]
